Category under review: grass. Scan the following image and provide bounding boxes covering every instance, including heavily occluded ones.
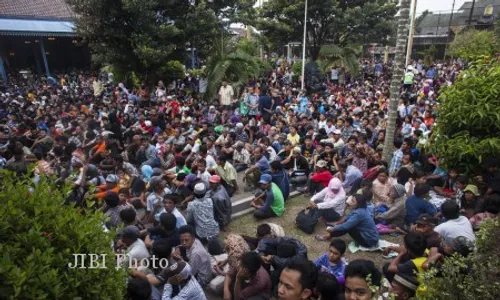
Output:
[225,195,403,269]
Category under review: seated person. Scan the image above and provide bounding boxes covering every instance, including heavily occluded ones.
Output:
[344,259,383,300]
[281,147,310,187]
[161,261,207,300]
[143,212,180,248]
[299,160,333,195]
[102,191,134,229]
[126,278,152,300]
[251,174,285,219]
[173,225,213,288]
[117,226,150,268]
[316,194,379,248]
[224,252,272,300]
[423,236,475,271]
[94,174,120,200]
[410,214,441,248]
[470,194,500,230]
[186,183,220,240]
[314,239,347,285]
[384,232,428,294]
[310,177,346,224]
[242,223,285,250]
[314,272,341,300]
[232,141,251,172]
[119,207,146,231]
[277,259,318,300]
[162,194,186,229]
[405,183,438,226]
[375,183,407,235]
[460,184,484,219]
[390,273,419,300]
[435,200,476,243]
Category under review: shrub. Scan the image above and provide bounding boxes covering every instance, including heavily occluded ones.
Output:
[421,218,500,300]
[0,171,126,299]
[449,30,498,62]
[433,57,500,173]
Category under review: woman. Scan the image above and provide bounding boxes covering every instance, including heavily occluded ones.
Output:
[372,169,396,207]
[316,194,379,248]
[375,184,407,235]
[460,184,484,219]
[401,115,413,138]
[310,178,347,223]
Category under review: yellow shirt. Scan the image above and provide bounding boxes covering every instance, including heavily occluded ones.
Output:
[287,133,300,146]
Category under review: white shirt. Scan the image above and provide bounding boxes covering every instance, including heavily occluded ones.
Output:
[434,216,476,243]
[121,239,150,268]
[218,85,234,105]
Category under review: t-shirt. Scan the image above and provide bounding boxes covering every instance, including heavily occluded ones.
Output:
[229,266,272,299]
[269,183,284,216]
[434,216,476,243]
[255,155,270,172]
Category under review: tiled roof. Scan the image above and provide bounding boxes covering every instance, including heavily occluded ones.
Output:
[0,0,74,20]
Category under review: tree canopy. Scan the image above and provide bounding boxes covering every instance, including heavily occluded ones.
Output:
[253,0,397,60]
[66,0,253,82]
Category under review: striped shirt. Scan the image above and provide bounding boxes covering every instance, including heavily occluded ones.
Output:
[162,276,207,300]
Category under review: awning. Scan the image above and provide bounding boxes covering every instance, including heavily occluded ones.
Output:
[0,18,75,37]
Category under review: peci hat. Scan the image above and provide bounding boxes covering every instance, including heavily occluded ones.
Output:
[258,174,272,185]
[193,182,207,196]
[166,261,192,280]
[209,175,221,184]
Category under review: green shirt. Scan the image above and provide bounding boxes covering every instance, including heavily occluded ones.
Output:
[270,182,285,216]
[404,72,414,85]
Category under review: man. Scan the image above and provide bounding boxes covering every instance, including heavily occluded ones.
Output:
[405,183,438,226]
[300,160,333,195]
[281,147,309,187]
[434,200,476,243]
[390,273,419,300]
[301,135,315,163]
[232,141,251,172]
[163,194,187,229]
[269,160,290,201]
[215,154,238,196]
[287,126,300,147]
[244,146,270,190]
[218,80,234,109]
[207,175,232,231]
[334,160,362,195]
[410,214,441,248]
[404,67,414,91]
[185,183,220,240]
[251,174,285,219]
[118,226,150,268]
[161,261,207,300]
[5,147,28,176]
[277,259,317,300]
[174,225,212,288]
[94,174,120,200]
[224,252,272,300]
[389,139,404,175]
[102,191,133,228]
[144,212,180,248]
[259,89,274,124]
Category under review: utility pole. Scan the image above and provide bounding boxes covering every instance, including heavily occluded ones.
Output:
[468,0,476,26]
[405,0,417,67]
[444,0,456,58]
[301,0,308,91]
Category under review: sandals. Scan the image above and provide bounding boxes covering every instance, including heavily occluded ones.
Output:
[315,234,328,241]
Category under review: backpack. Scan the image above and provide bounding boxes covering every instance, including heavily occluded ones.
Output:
[295,208,318,234]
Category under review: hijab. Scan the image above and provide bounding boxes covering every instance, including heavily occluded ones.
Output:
[326,177,346,199]
[224,234,250,270]
[141,165,153,183]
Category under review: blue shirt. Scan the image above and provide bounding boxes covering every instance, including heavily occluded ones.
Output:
[270,169,290,200]
[314,254,346,284]
[405,195,437,225]
[256,155,270,172]
[333,208,379,247]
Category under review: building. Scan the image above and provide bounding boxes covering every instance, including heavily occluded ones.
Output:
[0,0,90,83]
[413,0,500,55]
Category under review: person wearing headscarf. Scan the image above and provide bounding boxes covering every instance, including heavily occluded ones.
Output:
[310,177,347,223]
[141,165,153,183]
[375,183,408,234]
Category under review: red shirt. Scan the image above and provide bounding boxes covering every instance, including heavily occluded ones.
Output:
[311,170,333,187]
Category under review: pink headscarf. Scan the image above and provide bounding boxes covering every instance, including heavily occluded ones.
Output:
[326,177,346,199]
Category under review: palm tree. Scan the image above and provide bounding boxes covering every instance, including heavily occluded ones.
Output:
[382,0,412,165]
[204,39,261,102]
[318,44,362,76]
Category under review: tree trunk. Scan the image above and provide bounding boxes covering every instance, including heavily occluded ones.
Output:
[382,0,411,165]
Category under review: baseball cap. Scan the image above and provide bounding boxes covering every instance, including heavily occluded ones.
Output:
[415,214,437,226]
[316,160,328,168]
[106,174,119,183]
[258,174,272,185]
[209,175,221,184]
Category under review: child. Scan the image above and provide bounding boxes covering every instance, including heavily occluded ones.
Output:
[314,239,347,285]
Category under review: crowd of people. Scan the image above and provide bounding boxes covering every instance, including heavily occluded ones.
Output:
[1,57,499,300]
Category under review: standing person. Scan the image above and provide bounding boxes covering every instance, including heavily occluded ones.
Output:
[161,261,207,300]
[219,81,234,110]
[207,175,232,232]
[251,174,285,219]
[259,89,274,124]
[185,183,220,240]
[174,225,213,288]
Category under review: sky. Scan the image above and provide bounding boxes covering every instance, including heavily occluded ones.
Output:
[416,0,467,14]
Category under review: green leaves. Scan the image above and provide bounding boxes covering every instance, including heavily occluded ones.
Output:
[449,30,499,62]
[0,172,126,299]
[433,57,500,174]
